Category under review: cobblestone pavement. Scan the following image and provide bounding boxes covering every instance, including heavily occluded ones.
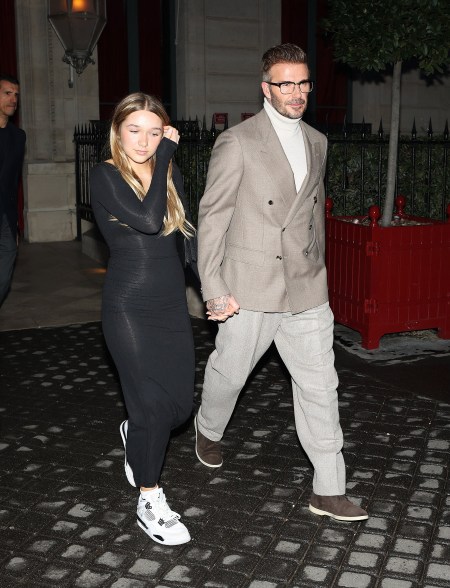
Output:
[1,319,449,588]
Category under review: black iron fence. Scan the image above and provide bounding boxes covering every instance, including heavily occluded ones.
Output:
[74,117,449,238]
[74,121,110,238]
[325,119,449,221]
[171,118,226,224]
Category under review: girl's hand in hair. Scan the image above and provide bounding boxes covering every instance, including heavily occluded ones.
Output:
[163,126,180,144]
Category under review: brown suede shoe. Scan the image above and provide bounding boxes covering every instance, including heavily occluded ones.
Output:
[194,416,223,468]
[309,492,368,521]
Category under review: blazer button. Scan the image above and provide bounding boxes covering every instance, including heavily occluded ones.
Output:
[282,228,286,232]
[309,224,312,230]
[268,200,273,205]
[314,196,318,203]
[276,255,282,260]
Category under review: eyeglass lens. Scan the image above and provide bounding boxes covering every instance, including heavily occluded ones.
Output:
[280,81,313,94]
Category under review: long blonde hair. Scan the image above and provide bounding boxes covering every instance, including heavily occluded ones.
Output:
[110,92,194,237]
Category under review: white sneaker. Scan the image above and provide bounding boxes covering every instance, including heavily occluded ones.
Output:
[137,487,191,546]
[119,420,136,487]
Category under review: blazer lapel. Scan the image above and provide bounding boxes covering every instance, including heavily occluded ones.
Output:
[283,121,322,228]
[256,112,296,209]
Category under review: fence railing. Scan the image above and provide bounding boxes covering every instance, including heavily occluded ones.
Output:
[171,118,225,224]
[74,121,110,238]
[324,119,449,221]
[74,117,449,239]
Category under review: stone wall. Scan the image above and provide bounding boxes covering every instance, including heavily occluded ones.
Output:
[14,0,448,247]
[15,0,100,242]
[352,69,450,135]
[175,0,281,127]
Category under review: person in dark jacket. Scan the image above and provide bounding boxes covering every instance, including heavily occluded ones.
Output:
[0,73,26,306]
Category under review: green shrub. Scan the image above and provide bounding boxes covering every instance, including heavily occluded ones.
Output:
[325,133,449,220]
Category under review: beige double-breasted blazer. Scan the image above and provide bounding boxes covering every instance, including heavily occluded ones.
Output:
[197,109,329,314]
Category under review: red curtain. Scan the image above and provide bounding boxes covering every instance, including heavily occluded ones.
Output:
[282,0,308,49]
[0,0,18,77]
[97,0,129,121]
[316,0,347,126]
[0,0,24,234]
[97,0,162,121]
[138,0,162,99]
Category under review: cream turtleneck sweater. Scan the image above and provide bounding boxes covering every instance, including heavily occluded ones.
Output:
[263,98,307,192]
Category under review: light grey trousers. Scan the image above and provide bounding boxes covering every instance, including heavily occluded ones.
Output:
[197,302,346,495]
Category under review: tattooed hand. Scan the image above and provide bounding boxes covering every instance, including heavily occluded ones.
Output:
[207,295,230,313]
[206,294,240,322]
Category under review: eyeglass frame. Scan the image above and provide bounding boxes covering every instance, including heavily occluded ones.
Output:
[265,80,314,94]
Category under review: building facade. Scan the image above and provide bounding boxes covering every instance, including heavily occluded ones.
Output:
[4,0,450,243]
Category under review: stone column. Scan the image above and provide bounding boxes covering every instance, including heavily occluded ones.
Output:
[176,0,281,127]
[15,0,100,242]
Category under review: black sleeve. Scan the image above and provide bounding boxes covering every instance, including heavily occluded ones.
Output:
[89,138,177,234]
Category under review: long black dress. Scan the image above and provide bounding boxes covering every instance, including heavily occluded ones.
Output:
[89,138,195,487]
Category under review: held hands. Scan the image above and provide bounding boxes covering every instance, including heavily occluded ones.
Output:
[163,126,180,145]
[206,294,240,322]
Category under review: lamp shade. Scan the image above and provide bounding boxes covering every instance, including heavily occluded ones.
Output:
[48,0,107,75]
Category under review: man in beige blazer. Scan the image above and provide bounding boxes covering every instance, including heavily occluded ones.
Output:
[195,44,368,522]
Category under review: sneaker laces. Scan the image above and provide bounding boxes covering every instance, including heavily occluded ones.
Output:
[146,488,181,523]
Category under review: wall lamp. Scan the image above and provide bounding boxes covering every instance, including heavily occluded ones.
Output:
[48,0,107,87]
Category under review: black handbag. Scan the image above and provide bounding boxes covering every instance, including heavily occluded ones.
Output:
[176,230,199,281]
[173,163,200,281]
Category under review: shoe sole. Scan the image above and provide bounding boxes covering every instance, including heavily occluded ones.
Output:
[137,518,191,545]
[119,420,137,487]
[194,416,223,468]
[309,504,368,521]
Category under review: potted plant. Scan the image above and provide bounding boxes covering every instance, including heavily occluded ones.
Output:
[321,0,450,348]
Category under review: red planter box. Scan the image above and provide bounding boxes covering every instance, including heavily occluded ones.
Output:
[325,197,450,349]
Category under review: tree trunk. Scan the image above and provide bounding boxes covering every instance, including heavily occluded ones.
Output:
[381,60,402,227]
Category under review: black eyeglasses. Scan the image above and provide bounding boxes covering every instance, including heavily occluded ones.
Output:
[265,80,314,94]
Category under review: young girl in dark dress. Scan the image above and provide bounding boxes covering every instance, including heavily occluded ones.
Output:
[89,93,195,545]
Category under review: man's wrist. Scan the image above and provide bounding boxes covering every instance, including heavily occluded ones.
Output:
[207,294,230,313]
